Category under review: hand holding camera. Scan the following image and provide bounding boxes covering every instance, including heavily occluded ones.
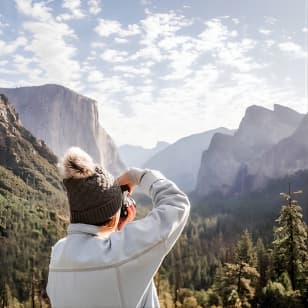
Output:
[117,168,146,194]
[116,168,146,231]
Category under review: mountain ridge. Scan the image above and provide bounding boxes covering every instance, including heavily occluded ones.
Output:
[119,141,169,168]
[196,104,305,197]
[143,127,235,192]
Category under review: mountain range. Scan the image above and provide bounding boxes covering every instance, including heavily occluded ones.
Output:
[1,83,307,202]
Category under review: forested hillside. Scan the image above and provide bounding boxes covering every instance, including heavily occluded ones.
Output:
[0,94,68,307]
[158,174,308,307]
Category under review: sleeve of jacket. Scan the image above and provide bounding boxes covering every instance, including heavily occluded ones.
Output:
[123,169,190,252]
[139,169,190,250]
[112,170,190,307]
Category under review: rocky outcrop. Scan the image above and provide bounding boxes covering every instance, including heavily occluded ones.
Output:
[0,94,62,194]
[0,84,125,175]
[246,113,308,190]
[143,128,234,192]
[119,141,169,168]
[196,104,304,197]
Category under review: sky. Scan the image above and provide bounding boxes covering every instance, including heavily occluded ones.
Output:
[0,0,307,148]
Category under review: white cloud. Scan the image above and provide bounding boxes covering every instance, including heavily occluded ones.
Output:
[22,21,81,88]
[259,28,272,35]
[100,49,128,63]
[95,19,140,37]
[62,0,85,19]
[13,54,42,81]
[198,19,237,51]
[87,70,104,82]
[278,41,306,58]
[0,36,27,56]
[91,41,105,49]
[140,11,192,44]
[13,0,82,89]
[15,0,53,21]
[88,0,101,15]
[113,65,151,77]
[115,37,129,44]
[130,45,163,62]
[218,39,264,72]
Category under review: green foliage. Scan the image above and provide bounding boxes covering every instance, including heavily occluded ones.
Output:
[235,229,257,267]
[256,238,271,289]
[0,191,67,306]
[0,100,68,306]
[272,201,308,292]
[212,230,259,307]
[261,281,303,308]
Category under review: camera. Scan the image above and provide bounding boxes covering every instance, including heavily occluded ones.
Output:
[120,184,136,218]
[120,195,136,218]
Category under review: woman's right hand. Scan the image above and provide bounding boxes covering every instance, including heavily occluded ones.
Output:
[117,168,147,195]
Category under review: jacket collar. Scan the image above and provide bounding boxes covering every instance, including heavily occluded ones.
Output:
[67,223,111,239]
[67,223,100,236]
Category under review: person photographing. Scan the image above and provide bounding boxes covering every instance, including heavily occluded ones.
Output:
[47,146,190,308]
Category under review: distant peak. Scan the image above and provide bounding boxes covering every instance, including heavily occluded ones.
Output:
[273,103,302,115]
[155,141,169,147]
[245,104,271,115]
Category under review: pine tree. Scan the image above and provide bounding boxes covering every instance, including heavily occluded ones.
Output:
[213,230,259,307]
[272,185,308,294]
[235,229,257,268]
[256,238,270,289]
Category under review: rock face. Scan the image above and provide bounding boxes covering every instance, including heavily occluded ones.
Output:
[143,128,234,192]
[196,104,304,197]
[0,84,125,175]
[0,94,62,194]
[247,113,308,190]
[119,141,169,168]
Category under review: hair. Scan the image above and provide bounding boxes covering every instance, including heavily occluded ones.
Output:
[93,218,112,227]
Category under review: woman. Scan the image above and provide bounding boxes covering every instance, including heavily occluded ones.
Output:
[47,146,190,308]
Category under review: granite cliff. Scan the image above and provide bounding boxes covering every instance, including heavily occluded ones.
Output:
[196,104,304,197]
[246,113,308,190]
[0,84,125,175]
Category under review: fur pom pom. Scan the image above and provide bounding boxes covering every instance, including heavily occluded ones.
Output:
[58,147,96,179]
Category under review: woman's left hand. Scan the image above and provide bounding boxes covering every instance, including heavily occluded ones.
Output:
[117,204,136,231]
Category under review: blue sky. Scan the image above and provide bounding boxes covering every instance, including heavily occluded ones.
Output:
[0,0,307,148]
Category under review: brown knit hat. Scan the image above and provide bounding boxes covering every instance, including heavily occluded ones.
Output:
[59,147,122,225]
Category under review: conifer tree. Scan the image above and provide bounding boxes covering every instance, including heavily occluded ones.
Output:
[256,238,270,289]
[213,230,259,307]
[272,185,308,294]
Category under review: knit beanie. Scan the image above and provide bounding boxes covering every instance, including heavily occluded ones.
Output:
[59,147,123,225]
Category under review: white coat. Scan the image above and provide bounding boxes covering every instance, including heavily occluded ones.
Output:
[47,170,190,308]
